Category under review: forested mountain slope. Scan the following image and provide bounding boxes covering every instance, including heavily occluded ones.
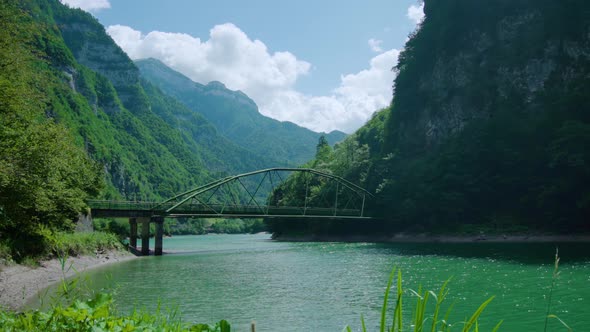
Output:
[1,0,106,256]
[1,0,290,256]
[270,0,590,236]
[45,0,282,197]
[136,58,346,166]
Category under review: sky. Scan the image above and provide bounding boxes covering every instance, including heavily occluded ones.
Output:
[60,0,424,133]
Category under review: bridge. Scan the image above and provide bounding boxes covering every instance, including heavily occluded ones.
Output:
[87,168,373,255]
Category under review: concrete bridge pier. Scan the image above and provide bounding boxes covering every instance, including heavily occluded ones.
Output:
[129,218,138,248]
[153,216,164,256]
[140,217,150,255]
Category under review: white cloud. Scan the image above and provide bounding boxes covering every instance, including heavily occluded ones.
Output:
[261,49,398,133]
[407,3,425,25]
[368,38,383,53]
[107,24,398,133]
[60,0,110,12]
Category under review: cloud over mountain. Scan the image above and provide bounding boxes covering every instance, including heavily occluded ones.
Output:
[59,0,110,12]
[407,2,425,24]
[107,23,397,133]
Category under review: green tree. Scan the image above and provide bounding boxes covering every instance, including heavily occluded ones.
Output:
[0,1,103,259]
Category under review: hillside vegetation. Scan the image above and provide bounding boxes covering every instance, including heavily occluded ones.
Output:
[0,0,338,259]
[136,58,346,166]
[269,0,590,236]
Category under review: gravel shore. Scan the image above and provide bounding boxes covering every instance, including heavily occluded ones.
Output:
[0,250,137,311]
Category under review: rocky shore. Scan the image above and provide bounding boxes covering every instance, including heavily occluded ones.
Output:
[0,250,137,311]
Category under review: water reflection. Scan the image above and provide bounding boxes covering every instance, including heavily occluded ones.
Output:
[371,242,590,264]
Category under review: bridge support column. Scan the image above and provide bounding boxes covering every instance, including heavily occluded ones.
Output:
[129,218,138,249]
[153,216,164,256]
[140,217,150,256]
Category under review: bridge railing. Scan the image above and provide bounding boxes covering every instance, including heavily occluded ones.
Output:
[88,200,363,217]
[87,200,161,211]
[170,203,361,216]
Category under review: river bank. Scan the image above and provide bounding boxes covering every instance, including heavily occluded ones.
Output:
[0,249,137,311]
[272,233,590,243]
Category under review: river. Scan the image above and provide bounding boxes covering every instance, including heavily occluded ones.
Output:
[44,234,590,331]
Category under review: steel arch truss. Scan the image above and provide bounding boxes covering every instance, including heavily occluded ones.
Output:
[152,168,373,218]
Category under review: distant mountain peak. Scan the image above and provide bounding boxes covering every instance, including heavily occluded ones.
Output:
[206,81,227,89]
[136,59,347,165]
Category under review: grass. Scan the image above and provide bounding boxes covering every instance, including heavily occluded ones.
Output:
[1,262,500,332]
[0,230,125,264]
[51,231,124,257]
[344,268,502,332]
[0,252,231,332]
[544,249,572,332]
[0,249,571,331]
[0,240,12,264]
[0,292,231,331]
[343,250,572,332]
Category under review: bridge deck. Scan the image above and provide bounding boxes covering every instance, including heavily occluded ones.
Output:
[88,200,370,219]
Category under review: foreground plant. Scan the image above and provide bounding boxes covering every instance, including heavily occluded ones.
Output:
[544,249,572,332]
[0,253,230,332]
[344,268,502,332]
[0,291,230,332]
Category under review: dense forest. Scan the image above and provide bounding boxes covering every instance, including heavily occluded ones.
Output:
[269,0,590,237]
[0,0,105,258]
[2,0,590,260]
[0,0,340,259]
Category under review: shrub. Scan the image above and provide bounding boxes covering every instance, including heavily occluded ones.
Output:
[0,292,231,331]
[52,231,123,257]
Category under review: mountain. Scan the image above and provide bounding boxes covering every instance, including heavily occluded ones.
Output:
[269,0,590,236]
[1,0,349,256]
[135,58,346,166]
[49,0,293,196]
[2,0,292,205]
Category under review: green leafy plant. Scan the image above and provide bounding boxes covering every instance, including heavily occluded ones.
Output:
[0,291,231,331]
[0,254,231,331]
[344,268,501,332]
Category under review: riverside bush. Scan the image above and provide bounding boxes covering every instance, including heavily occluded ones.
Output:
[0,292,231,332]
[52,231,123,257]
[2,230,123,263]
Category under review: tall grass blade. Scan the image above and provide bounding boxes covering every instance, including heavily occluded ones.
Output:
[440,300,456,332]
[361,314,367,332]
[461,296,495,332]
[431,279,450,332]
[381,267,397,332]
[491,319,503,332]
[394,269,403,332]
[544,248,560,332]
[414,287,429,332]
[547,314,572,332]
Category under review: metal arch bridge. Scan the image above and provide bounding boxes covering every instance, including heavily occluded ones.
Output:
[87,168,374,255]
[89,167,373,219]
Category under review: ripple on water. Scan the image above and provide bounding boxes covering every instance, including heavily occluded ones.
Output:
[40,234,590,332]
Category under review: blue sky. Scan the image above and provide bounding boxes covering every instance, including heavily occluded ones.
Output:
[61,0,424,133]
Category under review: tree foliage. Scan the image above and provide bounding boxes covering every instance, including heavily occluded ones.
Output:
[0,1,103,258]
[270,0,590,236]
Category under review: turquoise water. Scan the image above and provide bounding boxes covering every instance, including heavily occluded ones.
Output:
[52,234,590,331]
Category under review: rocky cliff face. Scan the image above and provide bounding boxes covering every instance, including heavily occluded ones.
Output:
[390,0,590,151]
[263,1,590,234]
[52,6,141,109]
